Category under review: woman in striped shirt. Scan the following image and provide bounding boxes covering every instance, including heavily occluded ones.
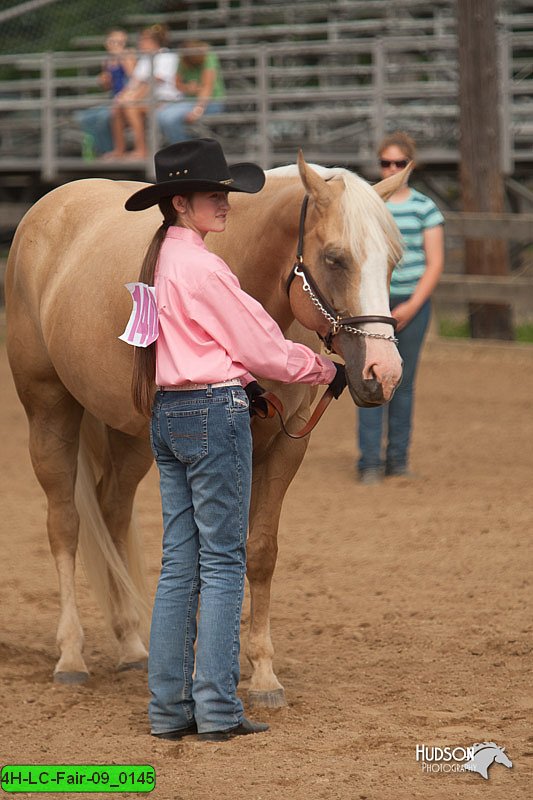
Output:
[357,131,444,483]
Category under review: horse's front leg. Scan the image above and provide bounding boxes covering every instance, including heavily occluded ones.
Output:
[246,431,309,708]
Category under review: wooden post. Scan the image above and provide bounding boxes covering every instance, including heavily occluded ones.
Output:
[456,0,514,339]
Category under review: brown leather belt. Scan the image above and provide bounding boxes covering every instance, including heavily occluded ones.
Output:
[159,380,241,391]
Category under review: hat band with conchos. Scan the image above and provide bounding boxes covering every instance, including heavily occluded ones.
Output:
[125,138,265,211]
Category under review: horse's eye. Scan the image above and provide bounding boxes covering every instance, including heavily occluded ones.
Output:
[324,253,345,269]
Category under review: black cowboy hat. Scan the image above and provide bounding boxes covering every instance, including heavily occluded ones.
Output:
[125,138,265,211]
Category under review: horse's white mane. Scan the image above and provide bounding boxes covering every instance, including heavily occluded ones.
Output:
[266,163,402,265]
[266,163,341,179]
[470,742,502,754]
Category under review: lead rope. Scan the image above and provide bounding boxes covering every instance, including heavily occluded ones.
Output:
[251,387,336,439]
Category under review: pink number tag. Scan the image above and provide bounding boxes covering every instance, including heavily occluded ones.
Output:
[119,282,159,347]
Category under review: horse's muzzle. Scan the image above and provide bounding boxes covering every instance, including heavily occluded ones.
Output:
[340,330,402,407]
[348,378,389,408]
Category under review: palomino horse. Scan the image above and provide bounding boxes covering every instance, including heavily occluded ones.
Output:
[6,155,405,704]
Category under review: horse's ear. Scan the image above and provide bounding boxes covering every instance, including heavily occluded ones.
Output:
[297,150,331,208]
[373,163,414,201]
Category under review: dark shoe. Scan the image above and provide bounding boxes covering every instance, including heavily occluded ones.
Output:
[385,465,418,479]
[198,717,269,742]
[152,721,197,740]
[359,467,383,485]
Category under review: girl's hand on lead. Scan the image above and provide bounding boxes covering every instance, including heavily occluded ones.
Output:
[245,381,268,416]
[329,363,347,398]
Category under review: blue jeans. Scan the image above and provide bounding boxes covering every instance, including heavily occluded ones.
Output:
[148,385,252,734]
[157,100,225,144]
[357,299,431,473]
[75,106,113,154]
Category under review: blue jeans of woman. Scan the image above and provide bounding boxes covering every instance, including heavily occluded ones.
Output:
[75,106,113,155]
[357,299,431,474]
[157,100,225,144]
[148,384,252,735]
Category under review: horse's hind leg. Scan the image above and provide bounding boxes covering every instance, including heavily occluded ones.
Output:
[95,426,153,670]
[23,381,87,682]
[246,433,309,708]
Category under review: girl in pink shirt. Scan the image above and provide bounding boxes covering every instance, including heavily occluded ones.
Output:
[125,139,344,742]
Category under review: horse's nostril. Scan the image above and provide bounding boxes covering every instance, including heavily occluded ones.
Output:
[362,363,379,382]
[363,378,381,398]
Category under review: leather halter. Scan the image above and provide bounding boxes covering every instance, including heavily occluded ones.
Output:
[286,194,398,351]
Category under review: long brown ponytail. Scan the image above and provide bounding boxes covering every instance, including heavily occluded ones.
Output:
[131,197,177,417]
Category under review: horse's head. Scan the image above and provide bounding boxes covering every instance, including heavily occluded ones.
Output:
[464,742,513,779]
[494,746,513,769]
[287,154,408,407]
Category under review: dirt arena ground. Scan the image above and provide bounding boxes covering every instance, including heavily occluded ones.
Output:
[0,333,532,800]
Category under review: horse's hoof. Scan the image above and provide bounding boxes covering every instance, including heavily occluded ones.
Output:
[53,670,89,685]
[248,688,287,708]
[116,659,148,673]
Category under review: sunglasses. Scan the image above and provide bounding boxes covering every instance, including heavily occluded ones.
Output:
[380,159,409,169]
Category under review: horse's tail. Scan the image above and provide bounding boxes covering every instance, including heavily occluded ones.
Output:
[75,412,151,642]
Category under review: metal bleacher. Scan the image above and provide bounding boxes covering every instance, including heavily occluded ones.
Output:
[0,0,532,184]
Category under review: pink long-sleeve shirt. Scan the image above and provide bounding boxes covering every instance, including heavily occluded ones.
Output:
[154,226,336,388]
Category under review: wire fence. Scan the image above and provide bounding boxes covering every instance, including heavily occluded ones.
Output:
[0,0,532,174]
[0,0,164,56]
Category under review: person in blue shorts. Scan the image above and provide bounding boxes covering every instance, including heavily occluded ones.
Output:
[357,131,444,483]
[75,29,136,157]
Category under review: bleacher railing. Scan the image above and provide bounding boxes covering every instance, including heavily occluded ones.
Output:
[0,34,531,180]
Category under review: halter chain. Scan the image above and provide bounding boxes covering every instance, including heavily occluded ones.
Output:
[293,263,399,344]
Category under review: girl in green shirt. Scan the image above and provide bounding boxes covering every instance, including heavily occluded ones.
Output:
[158,40,226,144]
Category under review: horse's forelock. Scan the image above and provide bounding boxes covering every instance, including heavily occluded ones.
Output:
[267,164,402,266]
[337,171,403,267]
